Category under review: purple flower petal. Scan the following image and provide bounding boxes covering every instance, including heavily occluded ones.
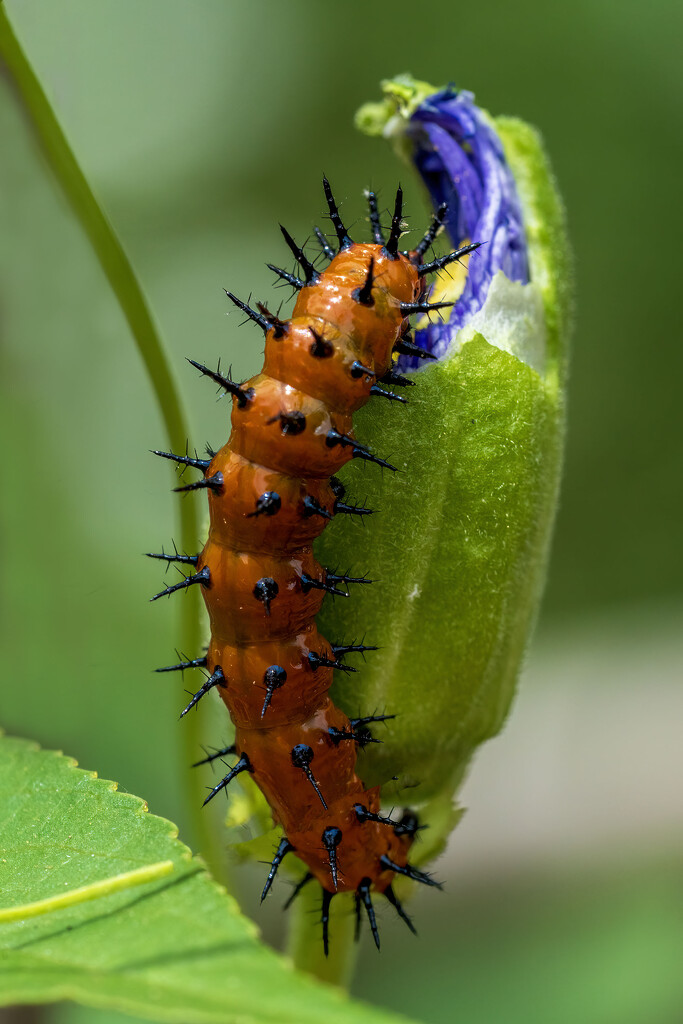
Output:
[404,88,529,366]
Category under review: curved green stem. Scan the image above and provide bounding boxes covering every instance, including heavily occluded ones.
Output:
[0,4,222,882]
[287,888,359,989]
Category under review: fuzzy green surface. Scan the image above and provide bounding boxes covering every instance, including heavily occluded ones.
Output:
[318,335,561,805]
[495,115,573,386]
[0,735,413,1024]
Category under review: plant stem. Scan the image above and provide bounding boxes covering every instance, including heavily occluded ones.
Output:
[287,887,359,989]
[0,3,222,882]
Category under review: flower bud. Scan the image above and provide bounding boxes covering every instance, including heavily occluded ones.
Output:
[318,75,571,849]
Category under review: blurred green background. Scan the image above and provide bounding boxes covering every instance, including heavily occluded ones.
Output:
[1,1,681,1023]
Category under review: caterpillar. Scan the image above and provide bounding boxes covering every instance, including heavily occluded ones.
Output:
[149,180,479,952]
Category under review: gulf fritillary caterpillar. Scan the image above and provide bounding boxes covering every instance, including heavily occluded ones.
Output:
[149,180,479,952]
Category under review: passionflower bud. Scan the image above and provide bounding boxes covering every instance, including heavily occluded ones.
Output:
[318,75,571,857]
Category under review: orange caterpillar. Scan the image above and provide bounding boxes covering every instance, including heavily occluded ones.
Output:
[150,180,478,951]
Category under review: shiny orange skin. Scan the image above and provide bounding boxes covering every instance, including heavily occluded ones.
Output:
[207,626,333,730]
[206,452,335,551]
[199,244,421,894]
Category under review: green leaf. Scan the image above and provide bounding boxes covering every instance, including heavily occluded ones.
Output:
[0,735,415,1024]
